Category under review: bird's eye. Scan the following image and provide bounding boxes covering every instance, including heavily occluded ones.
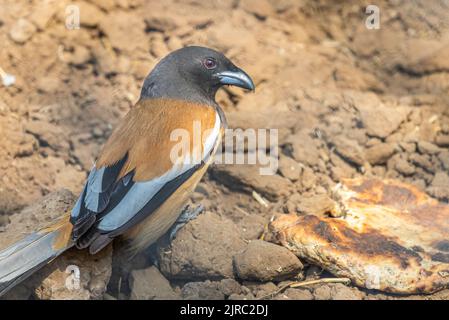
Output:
[203,58,217,70]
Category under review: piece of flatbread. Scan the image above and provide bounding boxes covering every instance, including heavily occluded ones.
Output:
[269,178,449,294]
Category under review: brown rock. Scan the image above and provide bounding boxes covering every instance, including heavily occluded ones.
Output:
[301,167,318,190]
[365,143,397,165]
[233,240,303,282]
[158,212,246,280]
[211,165,292,201]
[438,150,449,171]
[329,283,365,300]
[329,152,357,180]
[0,214,10,227]
[24,120,69,154]
[181,279,243,300]
[248,282,278,298]
[129,266,179,300]
[29,3,58,30]
[398,38,449,74]
[36,77,60,93]
[313,283,364,300]
[295,194,336,217]
[399,141,416,153]
[144,13,184,32]
[240,0,274,19]
[9,19,37,44]
[33,245,113,300]
[280,288,314,300]
[149,33,170,58]
[435,134,449,147]
[231,207,266,240]
[333,136,365,166]
[394,158,415,176]
[182,281,225,300]
[78,1,105,27]
[417,141,441,155]
[358,104,410,139]
[278,156,302,182]
[91,46,117,74]
[313,284,332,300]
[427,171,449,200]
[99,12,147,53]
[89,0,115,10]
[65,46,91,66]
[286,131,322,167]
[409,153,434,173]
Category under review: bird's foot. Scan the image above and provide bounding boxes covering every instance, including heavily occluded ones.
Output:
[169,204,204,241]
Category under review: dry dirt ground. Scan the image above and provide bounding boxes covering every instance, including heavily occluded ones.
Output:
[1,0,449,300]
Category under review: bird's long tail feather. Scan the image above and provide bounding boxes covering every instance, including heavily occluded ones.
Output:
[0,216,74,297]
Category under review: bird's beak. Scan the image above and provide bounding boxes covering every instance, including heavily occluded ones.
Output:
[216,68,255,91]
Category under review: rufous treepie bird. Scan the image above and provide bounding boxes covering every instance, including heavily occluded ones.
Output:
[0,46,255,296]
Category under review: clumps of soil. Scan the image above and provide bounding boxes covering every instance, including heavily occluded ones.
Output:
[1,0,449,300]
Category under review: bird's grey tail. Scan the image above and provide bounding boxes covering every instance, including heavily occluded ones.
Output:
[0,216,74,297]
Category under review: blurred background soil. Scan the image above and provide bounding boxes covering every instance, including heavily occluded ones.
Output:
[1,0,449,300]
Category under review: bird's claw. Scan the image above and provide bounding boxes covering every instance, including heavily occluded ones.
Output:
[169,204,204,241]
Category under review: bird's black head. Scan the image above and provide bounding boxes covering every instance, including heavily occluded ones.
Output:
[140,46,255,105]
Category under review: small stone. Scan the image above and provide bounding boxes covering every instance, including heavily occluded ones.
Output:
[329,283,365,300]
[34,245,112,300]
[129,266,179,300]
[233,240,303,282]
[394,158,415,176]
[145,13,182,32]
[435,134,449,147]
[358,104,410,139]
[89,0,115,10]
[438,150,449,171]
[166,36,183,51]
[399,141,416,153]
[211,165,292,201]
[0,214,10,227]
[228,292,255,300]
[36,77,60,93]
[409,153,434,172]
[313,285,332,300]
[9,19,37,44]
[282,288,314,300]
[417,141,441,155]
[158,212,247,280]
[78,1,105,27]
[65,46,91,66]
[219,279,243,297]
[249,282,278,298]
[181,281,225,300]
[278,156,302,182]
[24,120,69,154]
[365,143,397,165]
[295,194,336,216]
[240,0,274,19]
[333,136,365,166]
[427,171,449,200]
[232,208,265,240]
[287,131,321,168]
[99,11,147,53]
[29,4,57,30]
[149,33,169,58]
[301,167,318,190]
